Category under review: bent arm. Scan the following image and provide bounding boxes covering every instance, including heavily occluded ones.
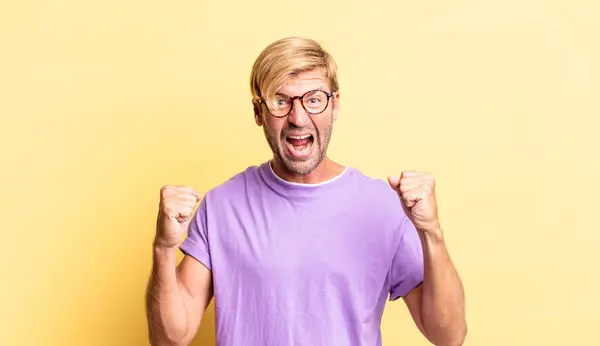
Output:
[404,228,467,346]
[146,245,213,346]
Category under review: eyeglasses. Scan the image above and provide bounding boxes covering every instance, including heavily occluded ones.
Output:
[257,89,334,118]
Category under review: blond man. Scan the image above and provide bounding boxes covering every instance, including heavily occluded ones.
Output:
[146,37,467,346]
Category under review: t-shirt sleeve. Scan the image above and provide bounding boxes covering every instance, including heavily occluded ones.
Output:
[179,196,212,270]
[388,215,424,301]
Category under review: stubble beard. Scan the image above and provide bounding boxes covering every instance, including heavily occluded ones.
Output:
[263,118,334,176]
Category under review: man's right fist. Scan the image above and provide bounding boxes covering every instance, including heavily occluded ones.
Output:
[155,185,202,248]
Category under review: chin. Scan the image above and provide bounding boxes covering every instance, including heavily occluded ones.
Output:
[282,159,319,175]
[278,149,325,176]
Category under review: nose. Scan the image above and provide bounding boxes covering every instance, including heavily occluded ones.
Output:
[287,98,311,127]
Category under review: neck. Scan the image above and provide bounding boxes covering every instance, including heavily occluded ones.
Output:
[270,157,345,185]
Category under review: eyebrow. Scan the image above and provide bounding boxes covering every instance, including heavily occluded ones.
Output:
[276,87,327,98]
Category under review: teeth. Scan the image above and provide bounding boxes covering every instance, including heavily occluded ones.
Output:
[288,134,311,139]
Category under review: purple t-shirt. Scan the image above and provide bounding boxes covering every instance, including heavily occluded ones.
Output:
[180,161,424,346]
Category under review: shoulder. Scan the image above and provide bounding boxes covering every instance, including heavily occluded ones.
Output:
[202,163,264,203]
[344,167,412,245]
[346,167,406,220]
[348,168,402,205]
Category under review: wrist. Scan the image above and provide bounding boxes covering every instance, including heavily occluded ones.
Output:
[417,223,445,245]
[153,241,179,257]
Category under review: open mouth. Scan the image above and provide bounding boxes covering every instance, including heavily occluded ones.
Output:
[285,134,314,158]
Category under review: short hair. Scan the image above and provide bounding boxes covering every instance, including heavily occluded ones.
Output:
[250,37,339,109]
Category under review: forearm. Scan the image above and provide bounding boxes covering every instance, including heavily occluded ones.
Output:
[419,227,467,345]
[146,245,190,346]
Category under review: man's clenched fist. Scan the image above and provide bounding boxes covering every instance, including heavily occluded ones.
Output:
[388,171,440,234]
[155,185,202,248]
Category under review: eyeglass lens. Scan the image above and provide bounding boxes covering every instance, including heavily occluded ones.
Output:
[268,90,329,117]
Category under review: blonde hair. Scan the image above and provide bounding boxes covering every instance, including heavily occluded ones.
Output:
[250,37,339,109]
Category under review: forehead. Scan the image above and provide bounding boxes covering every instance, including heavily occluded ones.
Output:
[277,69,329,95]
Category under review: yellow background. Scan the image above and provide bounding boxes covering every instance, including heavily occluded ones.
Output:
[2,0,599,345]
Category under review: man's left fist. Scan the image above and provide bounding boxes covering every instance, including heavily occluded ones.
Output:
[388,172,440,234]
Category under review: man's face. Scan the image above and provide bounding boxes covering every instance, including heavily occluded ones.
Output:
[255,69,339,175]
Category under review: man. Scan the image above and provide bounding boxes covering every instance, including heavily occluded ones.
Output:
[146,37,467,346]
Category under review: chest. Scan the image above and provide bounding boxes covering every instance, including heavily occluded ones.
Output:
[208,197,397,290]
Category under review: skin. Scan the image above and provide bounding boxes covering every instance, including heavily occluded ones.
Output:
[146,186,212,346]
[253,69,345,184]
[388,173,468,345]
[146,68,467,346]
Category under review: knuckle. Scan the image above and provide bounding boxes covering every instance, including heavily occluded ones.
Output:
[160,185,175,197]
[176,185,191,192]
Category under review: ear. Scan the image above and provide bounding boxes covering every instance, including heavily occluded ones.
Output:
[253,101,263,126]
[331,91,340,121]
